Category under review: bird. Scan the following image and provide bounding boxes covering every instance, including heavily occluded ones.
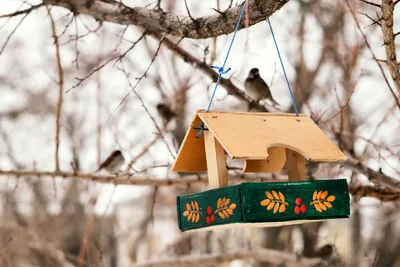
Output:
[244,68,279,105]
[157,103,176,123]
[95,150,125,174]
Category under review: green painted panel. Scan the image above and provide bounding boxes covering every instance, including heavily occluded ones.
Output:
[177,185,242,231]
[177,179,350,232]
[241,179,350,223]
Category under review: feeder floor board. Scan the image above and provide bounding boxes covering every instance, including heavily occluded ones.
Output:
[177,179,350,232]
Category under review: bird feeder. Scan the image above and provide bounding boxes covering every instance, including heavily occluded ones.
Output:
[173,111,350,232]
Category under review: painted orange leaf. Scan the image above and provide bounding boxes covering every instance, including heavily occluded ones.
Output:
[324,202,332,208]
[261,199,271,206]
[267,202,275,210]
[218,212,225,219]
[319,202,327,210]
[321,191,328,199]
[279,192,285,202]
[215,198,236,219]
[266,192,273,200]
[188,213,193,221]
[225,198,230,206]
[317,191,323,199]
[222,197,226,206]
[195,213,200,223]
[314,203,322,212]
[186,203,191,211]
[273,202,279,213]
[217,198,221,208]
[229,204,236,209]
[279,204,286,213]
[195,201,199,210]
[313,191,318,200]
[327,195,336,202]
[227,209,233,215]
[183,210,189,216]
[272,190,279,199]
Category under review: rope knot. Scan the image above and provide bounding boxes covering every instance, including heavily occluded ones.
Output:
[211,65,231,75]
[195,122,205,138]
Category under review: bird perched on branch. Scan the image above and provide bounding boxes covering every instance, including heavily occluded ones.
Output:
[244,68,279,105]
[95,150,125,174]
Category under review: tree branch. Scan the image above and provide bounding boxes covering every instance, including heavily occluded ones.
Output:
[345,0,400,109]
[44,0,290,39]
[150,33,271,111]
[46,6,64,171]
[349,184,400,201]
[381,0,400,93]
[130,248,322,267]
[360,0,381,8]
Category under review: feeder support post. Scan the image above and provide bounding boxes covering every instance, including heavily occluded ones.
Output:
[285,148,306,181]
[204,131,228,188]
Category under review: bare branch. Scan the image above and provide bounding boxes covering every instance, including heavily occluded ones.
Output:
[345,0,400,109]
[0,3,44,18]
[150,33,271,112]
[44,0,290,39]
[46,6,64,171]
[381,0,400,92]
[0,13,29,55]
[130,248,323,267]
[0,169,275,186]
[360,0,381,7]
[350,185,400,201]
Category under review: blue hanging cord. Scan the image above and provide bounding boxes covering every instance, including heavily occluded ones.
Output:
[196,0,248,138]
[267,18,299,116]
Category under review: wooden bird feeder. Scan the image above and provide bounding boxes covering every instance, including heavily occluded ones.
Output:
[173,111,350,232]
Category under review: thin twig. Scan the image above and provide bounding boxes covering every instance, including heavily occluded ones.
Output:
[184,0,196,21]
[360,0,381,7]
[344,0,400,109]
[46,6,64,171]
[0,13,29,55]
[0,3,44,18]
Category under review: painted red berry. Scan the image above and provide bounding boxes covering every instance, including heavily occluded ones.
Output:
[206,216,211,224]
[207,206,212,215]
[295,198,302,205]
[211,214,216,222]
[301,204,307,213]
[294,206,301,215]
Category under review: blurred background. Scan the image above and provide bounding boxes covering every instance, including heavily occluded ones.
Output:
[0,0,399,266]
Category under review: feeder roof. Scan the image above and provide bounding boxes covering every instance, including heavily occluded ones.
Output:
[172,111,347,172]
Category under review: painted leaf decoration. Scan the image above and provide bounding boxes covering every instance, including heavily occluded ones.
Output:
[218,212,225,219]
[188,213,193,221]
[321,191,328,199]
[191,201,195,210]
[195,213,200,223]
[313,191,317,200]
[225,198,230,206]
[327,195,336,202]
[186,203,191,211]
[324,202,332,208]
[272,190,279,199]
[222,209,229,217]
[227,209,233,215]
[217,198,221,208]
[278,192,285,202]
[267,202,275,210]
[221,197,226,206]
[319,202,327,210]
[314,203,322,212]
[183,210,189,216]
[279,204,286,213]
[191,213,196,222]
[273,203,279,213]
[229,203,236,209]
[195,201,199,211]
[317,191,323,199]
[261,199,271,206]
[266,191,273,200]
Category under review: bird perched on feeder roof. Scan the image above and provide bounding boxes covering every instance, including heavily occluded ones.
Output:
[244,68,279,106]
[95,150,125,174]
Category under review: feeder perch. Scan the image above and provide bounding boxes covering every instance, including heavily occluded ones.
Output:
[173,111,350,232]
